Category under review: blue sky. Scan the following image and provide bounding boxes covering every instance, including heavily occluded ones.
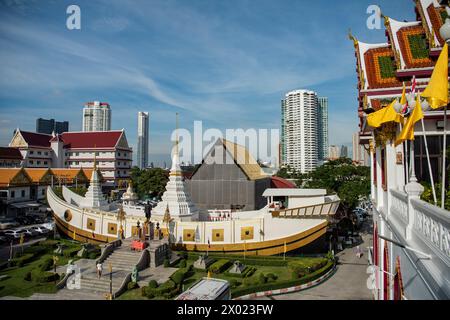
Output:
[0,0,416,166]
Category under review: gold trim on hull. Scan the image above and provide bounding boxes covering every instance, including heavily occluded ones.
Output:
[54,212,327,256]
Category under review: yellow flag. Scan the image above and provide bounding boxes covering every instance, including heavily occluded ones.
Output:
[367,99,402,128]
[395,94,424,146]
[422,43,448,109]
[284,241,287,254]
[73,229,76,241]
[400,83,407,105]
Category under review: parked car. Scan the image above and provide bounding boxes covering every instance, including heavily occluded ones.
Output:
[30,226,51,235]
[20,228,40,237]
[0,219,20,230]
[3,230,25,240]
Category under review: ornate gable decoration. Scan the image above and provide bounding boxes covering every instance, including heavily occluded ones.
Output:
[364,47,402,89]
[10,169,33,186]
[116,132,130,149]
[397,25,433,68]
[9,131,28,148]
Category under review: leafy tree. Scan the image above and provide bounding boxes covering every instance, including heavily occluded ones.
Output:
[296,158,370,211]
[276,165,301,180]
[130,167,169,199]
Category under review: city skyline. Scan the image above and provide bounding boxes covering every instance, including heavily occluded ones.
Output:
[0,0,415,165]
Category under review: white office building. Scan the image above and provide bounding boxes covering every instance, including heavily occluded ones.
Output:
[281,89,319,173]
[137,111,149,169]
[82,101,111,132]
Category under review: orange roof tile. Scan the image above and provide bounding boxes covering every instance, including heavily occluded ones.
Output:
[25,168,52,183]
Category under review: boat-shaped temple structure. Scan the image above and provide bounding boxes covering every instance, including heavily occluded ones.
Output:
[47,138,340,255]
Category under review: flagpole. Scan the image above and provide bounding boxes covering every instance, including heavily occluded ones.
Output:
[442,105,447,209]
[420,116,437,205]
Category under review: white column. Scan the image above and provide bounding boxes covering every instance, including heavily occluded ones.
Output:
[404,141,424,240]
[370,140,376,202]
[376,147,384,211]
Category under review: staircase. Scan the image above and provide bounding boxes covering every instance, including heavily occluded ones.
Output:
[78,240,143,296]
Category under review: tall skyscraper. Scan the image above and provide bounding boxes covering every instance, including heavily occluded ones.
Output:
[317,97,329,161]
[137,111,149,169]
[82,101,111,132]
[340,145,348,158]
[36,118,69,134]
[281,89,319,173]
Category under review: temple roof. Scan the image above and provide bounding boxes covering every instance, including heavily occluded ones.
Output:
[0,147,23,160]
[0,168,32,187]
[221,139,268,181]
[50,130,128,149]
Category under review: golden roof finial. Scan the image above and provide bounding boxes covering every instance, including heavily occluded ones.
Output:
[175,112,179,156]
[348,28,358,48]
[93,144,97,170]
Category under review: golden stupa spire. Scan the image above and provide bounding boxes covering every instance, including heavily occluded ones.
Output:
[93,144,97,170]
[175,112,179,156]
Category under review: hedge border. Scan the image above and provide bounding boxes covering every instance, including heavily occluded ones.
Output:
[231,260,335,299]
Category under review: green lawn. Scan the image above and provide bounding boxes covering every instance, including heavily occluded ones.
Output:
[0,238,97,298]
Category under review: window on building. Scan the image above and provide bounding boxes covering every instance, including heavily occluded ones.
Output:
[118,152,121,156]
[21,190,25,197]
[41,189,45,195]
[11,191,15,198]
[44,161,48,165]
[45,152,48,156]
[29,160,34,165]
[30,151,34,155]
[37,151,42,155]
[37,161,41,165]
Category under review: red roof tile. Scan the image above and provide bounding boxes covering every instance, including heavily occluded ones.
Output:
[58,131,124,149]
[0,147,23,160]
[19,130,52,148]
[271,176,296,189]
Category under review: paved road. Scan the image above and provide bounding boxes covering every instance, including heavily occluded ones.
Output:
[253,219,374,300]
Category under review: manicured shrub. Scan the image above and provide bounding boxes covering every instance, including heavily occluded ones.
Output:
[39,257,54,271]
[24,246,47,256]
[163,258,170,268]
[148,280,158,288]
[229,279,241,288]
[170,268,188,286]
[243,266,256,278]
[178,252,188,260]
[11,253,35,267]
[266,273,278,281]
[179,259,187,268]
[39,240,58,248]
[63,247,81,258]
[127,281,139,290]
[209,259,231,274]
[24,272,32,281]
[258,273,267,284]
[31,270,59,283]
[88,251,100,259]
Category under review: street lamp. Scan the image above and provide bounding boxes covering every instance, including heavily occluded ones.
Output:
[439,10,450,210]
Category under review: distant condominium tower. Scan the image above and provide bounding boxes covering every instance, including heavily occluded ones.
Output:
[328,145,340,160]
[281,89,319,173]
[82,101,111,132]
[340,145,348,158]
[317,97,329,161]
[36,118,69,135]
[137,111,149,169]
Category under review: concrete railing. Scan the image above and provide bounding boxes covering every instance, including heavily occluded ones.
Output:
[271,199,340,219]
[411,198,450,261]
[96,239,122,265]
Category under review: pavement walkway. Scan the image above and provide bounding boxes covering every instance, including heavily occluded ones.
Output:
[252,219,374,300]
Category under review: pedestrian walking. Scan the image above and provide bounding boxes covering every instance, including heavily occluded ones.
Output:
[97,262,103,278]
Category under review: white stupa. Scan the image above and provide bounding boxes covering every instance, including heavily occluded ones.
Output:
[81,157,109,210]
[151,120,199,222]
